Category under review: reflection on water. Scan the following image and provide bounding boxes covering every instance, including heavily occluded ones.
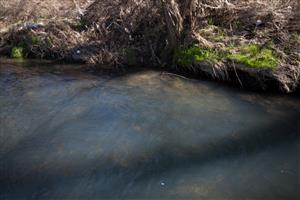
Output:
[0,60,299,199]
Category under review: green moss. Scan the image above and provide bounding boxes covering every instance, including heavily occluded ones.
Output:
[227,44,279,69]
[175,46,219,67]
[175,44,279,70]
[11,47,24,59]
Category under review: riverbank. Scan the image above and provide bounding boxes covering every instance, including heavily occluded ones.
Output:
[1,0,299,92]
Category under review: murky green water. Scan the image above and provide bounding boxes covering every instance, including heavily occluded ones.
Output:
[0,59,299,199]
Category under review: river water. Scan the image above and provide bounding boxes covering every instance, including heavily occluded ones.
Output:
[0,59,299,199]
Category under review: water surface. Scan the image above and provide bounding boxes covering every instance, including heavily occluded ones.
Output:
[0,60,299,199]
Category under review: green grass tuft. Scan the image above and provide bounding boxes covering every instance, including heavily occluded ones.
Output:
[199,25,226,42]
[207,17,214,26]
[296,34,300,42]
[31,35,40,45]
[227,44,279,69]
[11,47,24,59]
[176,46,219,67]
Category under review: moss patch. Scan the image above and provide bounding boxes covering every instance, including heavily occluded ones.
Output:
[11,47,24,59]
[227,44,279,69]
[175,44,280,70]
[175,46,219,67]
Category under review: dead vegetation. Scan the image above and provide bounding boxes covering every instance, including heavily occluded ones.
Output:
[0,0,299,92]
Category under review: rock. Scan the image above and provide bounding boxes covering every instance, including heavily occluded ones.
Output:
[18,22,44,31]
[256,20,263,26]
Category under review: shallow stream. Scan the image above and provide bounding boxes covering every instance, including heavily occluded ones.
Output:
[0,59,299,199]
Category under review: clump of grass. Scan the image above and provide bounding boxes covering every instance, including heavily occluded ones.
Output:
[199,25,226,42]
[207,17,215,26]
[31,35,40,45]
[227,44,279,69]
[233,20,242,30]
[295,33,300,42]
[72,20,87,31]
[11,47,24,59]
[175,46,219,67]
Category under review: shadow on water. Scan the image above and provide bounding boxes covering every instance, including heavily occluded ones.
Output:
[1,113,299,197]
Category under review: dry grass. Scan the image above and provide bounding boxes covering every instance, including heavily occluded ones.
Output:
[0,0,91,21]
